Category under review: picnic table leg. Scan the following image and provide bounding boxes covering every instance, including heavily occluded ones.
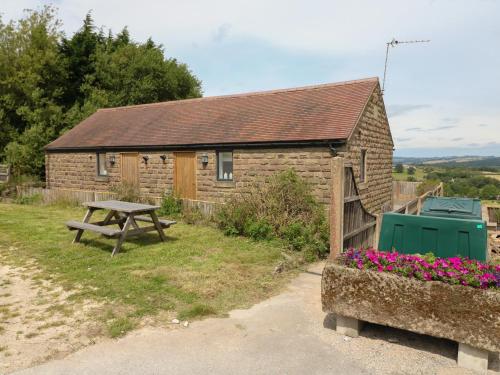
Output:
[102,210,116,225]
[150,211,166,242]
[73,208,95,243]
[111,214,133,257]
[113,212,125,229]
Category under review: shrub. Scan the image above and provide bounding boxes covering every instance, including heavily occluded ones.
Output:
[111,182,141,202]
[216,169,329,258]
[244,219,274,240]
[339,248,500,289]
[158,193,182,216]
[406,176,416,182]
[407,166,416,175]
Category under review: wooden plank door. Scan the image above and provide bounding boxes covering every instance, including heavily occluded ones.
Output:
[174,152,196,199]
[121,153,139,187]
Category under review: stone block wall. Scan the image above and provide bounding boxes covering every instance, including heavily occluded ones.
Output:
[45,148,333,205]
[337,86,393,213]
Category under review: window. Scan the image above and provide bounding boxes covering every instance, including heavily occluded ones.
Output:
[217,151,233,181]
[360,149,367,183]
[97,153,108,176]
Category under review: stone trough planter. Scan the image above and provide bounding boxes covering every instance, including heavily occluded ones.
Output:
[321,261,500,372]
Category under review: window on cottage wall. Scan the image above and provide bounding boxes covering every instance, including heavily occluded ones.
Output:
[360,149,367,183]
[217,151,233,181]
[97,153,108,176]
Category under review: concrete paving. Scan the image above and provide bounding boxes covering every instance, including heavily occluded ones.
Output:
[14,262,497,375]
[15,263,369,375]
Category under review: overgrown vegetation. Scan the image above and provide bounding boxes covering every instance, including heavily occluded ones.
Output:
[216,169,329,259]
[0,7,202,178]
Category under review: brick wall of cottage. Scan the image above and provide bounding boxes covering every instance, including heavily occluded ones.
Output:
[337,86,393,213]
[45,87,393,214]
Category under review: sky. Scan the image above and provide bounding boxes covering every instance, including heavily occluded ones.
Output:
[2,0,499,157]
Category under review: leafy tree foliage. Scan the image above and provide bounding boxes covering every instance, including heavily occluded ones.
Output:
[407,166,416,175]
[394,163,404,173]
[420,167,500,200]
[0,6,202,177]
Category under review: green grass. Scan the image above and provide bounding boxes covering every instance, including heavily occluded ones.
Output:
[0,203,299,336]
[392,167,426,181]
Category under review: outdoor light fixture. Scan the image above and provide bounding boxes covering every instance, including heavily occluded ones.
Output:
[160,154,167,163]
[109,155,116,166]
[142,155,149,164]
[201,154,209,165]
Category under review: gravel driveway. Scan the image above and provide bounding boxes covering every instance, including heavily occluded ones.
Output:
[13,263,499,375]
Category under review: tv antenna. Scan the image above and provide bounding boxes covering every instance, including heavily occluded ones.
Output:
[382,38,430,93]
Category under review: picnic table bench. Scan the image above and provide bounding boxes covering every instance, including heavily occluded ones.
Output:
[66,200,176,256]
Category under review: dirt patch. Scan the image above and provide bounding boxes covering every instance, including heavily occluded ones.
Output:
[0,261,103,374]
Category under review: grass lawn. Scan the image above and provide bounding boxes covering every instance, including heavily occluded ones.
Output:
[0,203,300,336]
[392,167,426,182]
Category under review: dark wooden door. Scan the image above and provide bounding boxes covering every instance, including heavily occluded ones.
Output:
[174,152,196,199]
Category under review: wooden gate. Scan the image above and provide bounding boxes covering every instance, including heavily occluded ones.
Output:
[174,152,197,199]
[330,157,377,256]
[342,166,377,249]
[121,153,139,187]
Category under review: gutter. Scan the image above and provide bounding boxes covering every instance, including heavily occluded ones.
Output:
[45,139,346,153]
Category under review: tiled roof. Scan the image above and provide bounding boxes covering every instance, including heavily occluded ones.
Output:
[46,77,379,150]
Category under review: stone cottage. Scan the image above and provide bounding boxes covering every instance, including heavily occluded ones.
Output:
[45,77,394,215]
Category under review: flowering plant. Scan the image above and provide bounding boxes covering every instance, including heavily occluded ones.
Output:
[339,248,500,289]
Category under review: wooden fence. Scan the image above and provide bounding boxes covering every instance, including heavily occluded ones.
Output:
[393,180,420,205]
[16,186,118,204]
[392,182,444,215]
[0,164,10,183]
[15,187,220,217]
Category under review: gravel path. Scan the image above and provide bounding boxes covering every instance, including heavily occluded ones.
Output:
[12,262,500,375]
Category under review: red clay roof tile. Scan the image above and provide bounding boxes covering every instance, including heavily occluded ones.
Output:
[46,77,379,150]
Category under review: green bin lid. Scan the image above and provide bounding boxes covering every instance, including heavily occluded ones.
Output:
[421,197,482,220]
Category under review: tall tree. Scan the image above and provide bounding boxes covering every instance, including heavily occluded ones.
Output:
[59,12,103,107]
[1,7,202,178]
[0,6,66,175]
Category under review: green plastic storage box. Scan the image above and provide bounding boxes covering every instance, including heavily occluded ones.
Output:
[421,197,482,220]
[378,212,488,261]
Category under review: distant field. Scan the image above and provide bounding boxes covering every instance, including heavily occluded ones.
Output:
[392,167,425,182]
[482,172,500,181]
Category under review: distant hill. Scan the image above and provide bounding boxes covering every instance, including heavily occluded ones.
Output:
[393,156,500,169]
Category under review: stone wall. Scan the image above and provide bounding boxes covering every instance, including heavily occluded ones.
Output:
[45,148,333,205]
[337,86,393,213]
[45,151,174,198]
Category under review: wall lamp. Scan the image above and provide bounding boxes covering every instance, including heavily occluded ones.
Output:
[201,154,209,165]
[109,155,116,166]
[142,155,149,164]
[160,154,167,163]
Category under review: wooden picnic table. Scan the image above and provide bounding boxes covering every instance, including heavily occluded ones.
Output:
[66,200,176,256]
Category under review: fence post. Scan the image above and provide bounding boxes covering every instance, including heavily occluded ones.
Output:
[330,157,344,258]
[373,213,382,249]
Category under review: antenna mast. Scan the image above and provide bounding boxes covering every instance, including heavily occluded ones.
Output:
[382,38,430,93]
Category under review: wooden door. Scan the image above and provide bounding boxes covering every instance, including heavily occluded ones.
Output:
[121,153,139,187]
[174,152,196,199]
